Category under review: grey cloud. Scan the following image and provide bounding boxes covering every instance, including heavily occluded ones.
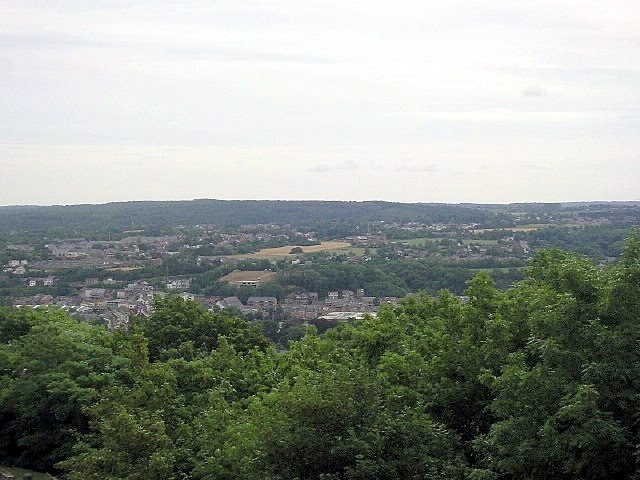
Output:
[0,32,334,64]
[397,164,438,172]
[162,46,333,64]
[308,160,360,173]
[522,86,546,97]
[0,32,103,49]
[523,163,553,172]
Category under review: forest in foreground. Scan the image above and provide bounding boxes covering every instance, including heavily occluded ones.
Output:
[2,232,640,479]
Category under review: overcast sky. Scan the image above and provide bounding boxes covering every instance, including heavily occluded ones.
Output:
[1,1,639,205]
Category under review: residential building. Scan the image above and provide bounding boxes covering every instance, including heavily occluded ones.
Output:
[247,296,278,310]
[216,296,245,310]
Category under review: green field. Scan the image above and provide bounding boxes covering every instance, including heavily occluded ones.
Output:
[401,237,435,246]
[462,239,500,246]
[401,237,499,246]
[474,224,551,233]
[321,247,376,256]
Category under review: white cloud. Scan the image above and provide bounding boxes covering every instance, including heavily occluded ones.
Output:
[308,160,361,173]
[522,86,547,97]
[1,1,639,204]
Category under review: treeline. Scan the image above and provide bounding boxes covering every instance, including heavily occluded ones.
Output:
[469,224,634,259]
[0,200,495,236]
[2,233,640,478]
[524,225,631,258]
[281,258,524,297]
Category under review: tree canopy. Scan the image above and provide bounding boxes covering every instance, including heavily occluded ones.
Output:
[2,231,640,479]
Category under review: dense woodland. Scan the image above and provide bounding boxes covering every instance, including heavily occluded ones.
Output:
[2,232,640,479]
[0,201,496,238]
[3,200,639,241]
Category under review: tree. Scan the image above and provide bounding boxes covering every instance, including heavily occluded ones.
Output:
[133,296,269,361]
[476,241,640,479]
[201,335,465,480]
[0,309,132,472]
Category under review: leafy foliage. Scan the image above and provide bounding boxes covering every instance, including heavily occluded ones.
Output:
[2,231,640,479]
[133,296,269,361]
[0,200,494,237]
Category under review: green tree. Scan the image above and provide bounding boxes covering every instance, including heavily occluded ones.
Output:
[0,309,132,472]
[133,296,269,361]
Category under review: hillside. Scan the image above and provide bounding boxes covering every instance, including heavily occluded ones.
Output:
[0,200,498,234]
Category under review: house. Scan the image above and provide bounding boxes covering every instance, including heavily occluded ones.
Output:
[285,293,309,305]
[341,290,355,300]
[180,292,195,301]
[83,288,106,300]
[216,296,245,310]
[14,266,26,275]
[167,278,192,290]
[327,291,339,300]
[43,276,56,286]
[106,300,124,310]
[105,310,129,330]
[235,279,261,287]
[247,296,278,309]
[126,282,154,294]
[361,296,377,307]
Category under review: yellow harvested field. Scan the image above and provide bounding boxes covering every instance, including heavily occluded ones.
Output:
[511,226,547,232]
[219,270,277,283]
[232,241,351,258]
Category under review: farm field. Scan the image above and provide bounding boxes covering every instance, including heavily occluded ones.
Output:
[463,239,500,245]
[400,237,437,246]
[231,241,351,259]
[511,224,552,231]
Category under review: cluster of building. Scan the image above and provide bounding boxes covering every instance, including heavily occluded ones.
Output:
[26,276,56,287]
[12,281,159,330]
[2,259,28,275]
[166,278,192,290]
[284,288,394,321]
[216,295,278,313]
[27,237,170,271]
[215,288,394,322]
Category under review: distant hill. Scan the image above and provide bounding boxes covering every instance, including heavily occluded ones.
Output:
[0,200,495,234]
[1,199,638,239]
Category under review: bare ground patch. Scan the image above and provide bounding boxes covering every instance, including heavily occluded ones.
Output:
[219,270,277,283]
